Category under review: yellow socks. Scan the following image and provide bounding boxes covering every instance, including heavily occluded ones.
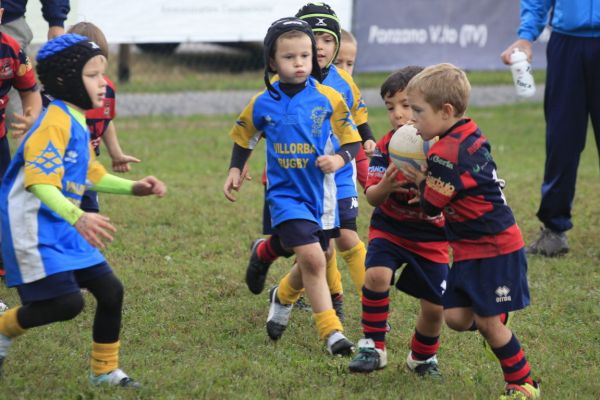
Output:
[91,341,120,376]
[313,308,343,340]
[340,241,366,295]
[277,273,303,305]
[0,307,25,338]
[326,248,343,295]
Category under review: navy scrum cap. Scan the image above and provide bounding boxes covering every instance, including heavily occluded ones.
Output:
[263,17,321,100]
[36,33,103,110]
[296,2,341,66]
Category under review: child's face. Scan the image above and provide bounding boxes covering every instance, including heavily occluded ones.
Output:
[270,35,313,85]
[408,91,450,141]
[82,55,107,109]
[334,42,357,75]
[384,89,413,130]
[315,32,337,69]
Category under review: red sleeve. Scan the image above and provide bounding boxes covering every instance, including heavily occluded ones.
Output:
[9,37,37,91]
[365,130,394,190]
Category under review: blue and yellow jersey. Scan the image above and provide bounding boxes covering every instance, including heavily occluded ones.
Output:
[0,100,107,287]
[322,65,369,200]
[230,78,360,230]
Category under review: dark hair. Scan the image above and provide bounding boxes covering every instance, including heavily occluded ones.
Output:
[380,66,424,99]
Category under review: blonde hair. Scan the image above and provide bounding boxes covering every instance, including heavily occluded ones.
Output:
[340,29,357,46]
[406,63,471,117]
[68,22,109,60]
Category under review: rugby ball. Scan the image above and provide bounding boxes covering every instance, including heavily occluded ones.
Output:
[388,124,437,170]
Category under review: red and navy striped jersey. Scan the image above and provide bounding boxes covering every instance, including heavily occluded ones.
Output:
[86,76,116,153]
[421,119,524,261]
[366,128,448,264]
[0,32,37,138]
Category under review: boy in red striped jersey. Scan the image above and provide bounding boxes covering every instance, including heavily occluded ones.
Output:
[402,63,540,399]
[349,66,449,378]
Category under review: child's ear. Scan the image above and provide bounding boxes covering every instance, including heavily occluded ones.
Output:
[441,103,455,119]
[269,58,276,72]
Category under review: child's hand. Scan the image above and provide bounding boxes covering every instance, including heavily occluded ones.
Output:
[381,163,411,194]
[316,155,344,174]
[74,212,116,249]
[223,168,243,202]
[363,139,377,157]
[111,153,141,173]
[10,107,36,140]
[132,176,167,197]
[401,163,427,186]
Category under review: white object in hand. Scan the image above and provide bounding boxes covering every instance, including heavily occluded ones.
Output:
[510,48,536,98]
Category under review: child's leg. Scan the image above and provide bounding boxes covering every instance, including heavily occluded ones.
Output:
[361,266,393,350]
[246,234,293,294]
[325,243,345,321]
[83,272,139,388]
[349,266,391,373]
[475,314,537,391]
[410,299,443,361]
[337,229,366,296]
[0,292,84,373]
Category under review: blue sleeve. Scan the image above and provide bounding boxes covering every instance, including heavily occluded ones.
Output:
[40,0,71,27]
[518,0,553,41]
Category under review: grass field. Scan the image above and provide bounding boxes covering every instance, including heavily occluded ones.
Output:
[1,102,599,399]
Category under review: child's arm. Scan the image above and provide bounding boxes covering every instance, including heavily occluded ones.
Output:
[91,173,167,197]
[11,90,42,139]
[28,184,116,249]
[316,141,361,173]
[365,163,410,207]
[224,143,252,201]
[101,121,141,173]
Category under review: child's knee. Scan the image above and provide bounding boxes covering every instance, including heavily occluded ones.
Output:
[364,268,391,291]
[443,309,472,331]
[56,292,85,321]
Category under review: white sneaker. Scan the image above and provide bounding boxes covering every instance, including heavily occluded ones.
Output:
[349,338,387,372]
[89,368,141,388]
[406,351,442,379]
[326,331,354,356]
[0,300,8,313]
[266,286,293,341]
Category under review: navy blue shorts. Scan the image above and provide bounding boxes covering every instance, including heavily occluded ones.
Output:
[338,196,359,231]
[17,262,113,304]
[80,189,100,213]
[273,219,338,251]
[366,238,449,305]
[443,248,530,316]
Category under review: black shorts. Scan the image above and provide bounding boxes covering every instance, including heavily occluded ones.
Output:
[273,219,338,252]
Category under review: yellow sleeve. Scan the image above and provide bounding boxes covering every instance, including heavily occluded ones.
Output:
[228,92,263,149]
[87,142,108,185]
[23,124,70,189]
[318,84,362,146]
[338,68,369,126]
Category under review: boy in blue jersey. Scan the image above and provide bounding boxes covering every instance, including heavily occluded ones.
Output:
[402,63,540,399]
[224,17,361,355]
[246,3,375,319]
[0,34,167,387]
[349,67,449,379]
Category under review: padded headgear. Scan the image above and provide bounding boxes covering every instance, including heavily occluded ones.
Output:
[36,33,103,110]
[296,2,341,67]
[263,17,321,100]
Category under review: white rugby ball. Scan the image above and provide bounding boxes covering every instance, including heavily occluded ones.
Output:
[388,124,437,170]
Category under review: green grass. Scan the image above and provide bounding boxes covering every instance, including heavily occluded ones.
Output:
[1,102,599,399]
[109,51,547,93]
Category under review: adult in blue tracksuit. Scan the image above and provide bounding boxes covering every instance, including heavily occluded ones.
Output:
[501,0,600,257]
[0,0,70,48]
